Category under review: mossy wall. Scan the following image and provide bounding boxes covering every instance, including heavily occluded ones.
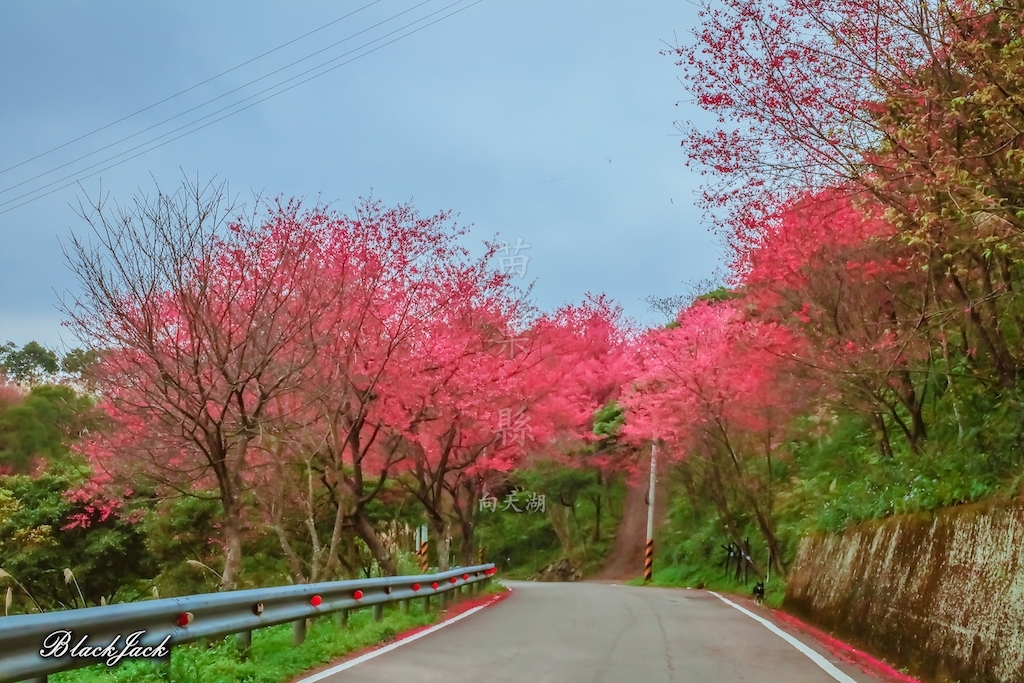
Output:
[784,500,1024,683]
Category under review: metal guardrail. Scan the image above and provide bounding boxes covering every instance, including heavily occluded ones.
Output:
[0,563,497,683]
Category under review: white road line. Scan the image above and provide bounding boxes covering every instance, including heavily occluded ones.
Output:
[709,592,859,683]
[294,597,499,683]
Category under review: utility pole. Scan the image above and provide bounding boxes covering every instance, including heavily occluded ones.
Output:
[645,437,657,583]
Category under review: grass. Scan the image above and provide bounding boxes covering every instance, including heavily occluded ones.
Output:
[51,582,505,683]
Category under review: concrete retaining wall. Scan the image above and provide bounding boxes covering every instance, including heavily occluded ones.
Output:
[784,500,1024,682]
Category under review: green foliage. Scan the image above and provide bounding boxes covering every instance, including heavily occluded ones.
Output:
[693,287,735,304]
[0,341,59,383]
[139,495,229,597]
[0,384,95,473]
[654,389,1024,588]
[0,341,98,385]
[60,348,100,376]
[650,470,785,605]
[0,467,157,612]
[592,402,624,440]
[781,405,1024,536]
[476,462,625,578]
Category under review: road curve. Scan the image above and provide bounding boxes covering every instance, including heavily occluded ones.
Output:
[303,581,886,683]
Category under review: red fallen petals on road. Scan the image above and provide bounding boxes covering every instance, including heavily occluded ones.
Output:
[353,589,364,600]
[431,581,439,590]
[412,583,421,591]
[176,611,194,627]
[310,595,322,607]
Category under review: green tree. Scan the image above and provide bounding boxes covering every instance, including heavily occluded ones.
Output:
[0,341,59,384]
[0,469,157,612]
[0,385,94,473]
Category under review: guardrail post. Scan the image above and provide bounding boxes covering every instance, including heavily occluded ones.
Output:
[237,629,252,654]
[373,603,383,622]
[399,598,409,614]
[294,618,307,645]
[157,644,171,678]
[423,594,431,611]
[334,608,349,627]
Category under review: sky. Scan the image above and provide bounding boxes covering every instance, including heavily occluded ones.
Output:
[0,0,721,351]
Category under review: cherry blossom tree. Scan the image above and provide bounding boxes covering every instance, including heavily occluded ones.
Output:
[63,179,339,589]
[674,0,1024,392]
[622,299,810,576]
[741,190,933,453]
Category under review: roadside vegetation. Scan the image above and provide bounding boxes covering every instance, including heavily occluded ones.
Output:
[627,0,1024,599]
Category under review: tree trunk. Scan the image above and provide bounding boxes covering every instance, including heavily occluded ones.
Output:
[352,509,397,576]
[548,503,574,555]
[438,525,452,571]
[220,502,243,590]
[458,516,475,567]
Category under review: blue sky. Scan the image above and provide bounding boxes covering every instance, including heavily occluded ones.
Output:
[0,0,720,350]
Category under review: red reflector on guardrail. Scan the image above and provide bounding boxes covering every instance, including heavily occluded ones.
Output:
[176,612,194,627]
[311,595,322,607]
[431,581,439,589]
[353,590,364,600]
[463,573,469,580]
[412,583,421,591]
[450,577,458,583]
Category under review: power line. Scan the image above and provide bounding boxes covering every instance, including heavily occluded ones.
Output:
[0,0,468,206]
[0,0,485,217]
[0,0,438,197]
[0,0,384,177]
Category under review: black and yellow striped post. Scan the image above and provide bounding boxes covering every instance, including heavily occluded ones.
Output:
[644,437,658,584]
[419,541,429,572]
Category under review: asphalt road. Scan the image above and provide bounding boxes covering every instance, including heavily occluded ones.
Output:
[303,581,887,683]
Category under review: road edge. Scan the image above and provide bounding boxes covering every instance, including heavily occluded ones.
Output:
[290,586,513,683]
[701,588,923,683]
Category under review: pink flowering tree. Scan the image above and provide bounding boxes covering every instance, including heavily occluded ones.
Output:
[622,299,810,576]
[63,180,339,590]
